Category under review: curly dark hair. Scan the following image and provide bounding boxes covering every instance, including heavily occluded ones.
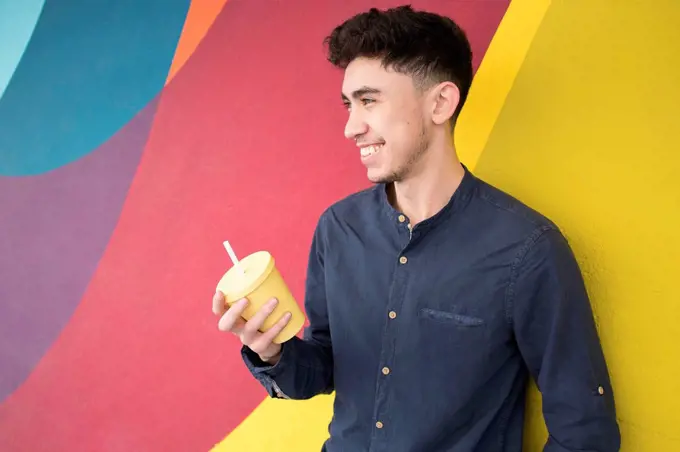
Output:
[323,5,473,124]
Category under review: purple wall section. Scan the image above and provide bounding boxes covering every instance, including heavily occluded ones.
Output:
[0,97,159,402]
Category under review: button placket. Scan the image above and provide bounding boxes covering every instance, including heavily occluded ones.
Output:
[395,212,413,241]
[372,213,412,441]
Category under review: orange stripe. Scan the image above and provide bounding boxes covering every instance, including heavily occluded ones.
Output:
[166,0,229,85]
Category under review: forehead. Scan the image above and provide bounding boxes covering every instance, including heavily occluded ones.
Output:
[341,57,414,97]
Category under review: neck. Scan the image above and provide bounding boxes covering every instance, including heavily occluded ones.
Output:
[387,140,465,226]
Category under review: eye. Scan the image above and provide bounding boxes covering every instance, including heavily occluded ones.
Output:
[361,98,375,106]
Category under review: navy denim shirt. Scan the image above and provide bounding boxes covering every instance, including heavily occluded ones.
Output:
[242,166,620,451]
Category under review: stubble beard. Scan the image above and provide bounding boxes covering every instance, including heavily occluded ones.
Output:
[374,122,430,184]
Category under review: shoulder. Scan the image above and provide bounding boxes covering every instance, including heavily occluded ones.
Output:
[468,177,582,287]
[464,174,579,266]
[317,185,379,226]
[327,186,377,217]
[474,176,581,265]
[469,175,562,240]
[312,185,379,238]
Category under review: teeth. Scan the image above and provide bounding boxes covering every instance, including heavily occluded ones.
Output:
[360,144,383,157]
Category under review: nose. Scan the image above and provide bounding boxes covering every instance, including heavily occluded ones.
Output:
[344,109,369,140]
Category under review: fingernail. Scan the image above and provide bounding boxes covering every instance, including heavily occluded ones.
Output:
[237,298,248,306]
[284,312,292,320]
[268,298,278,307]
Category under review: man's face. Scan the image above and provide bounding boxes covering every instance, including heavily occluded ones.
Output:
[341,57,431,184]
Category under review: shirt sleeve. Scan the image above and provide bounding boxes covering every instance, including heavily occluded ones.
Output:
[240,211,334,400]
[509,226,621,451]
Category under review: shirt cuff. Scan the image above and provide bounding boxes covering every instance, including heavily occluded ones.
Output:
[240,342,293,399]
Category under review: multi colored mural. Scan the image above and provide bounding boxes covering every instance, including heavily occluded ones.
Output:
[1,0,678,451]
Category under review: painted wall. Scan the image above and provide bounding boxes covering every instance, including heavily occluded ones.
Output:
[0,0,677,451]
[458,1,680,450]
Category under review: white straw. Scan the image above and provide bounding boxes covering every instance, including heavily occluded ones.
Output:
[223,241,244,273]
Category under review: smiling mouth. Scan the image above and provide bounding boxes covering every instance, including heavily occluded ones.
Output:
[360,144,384,158]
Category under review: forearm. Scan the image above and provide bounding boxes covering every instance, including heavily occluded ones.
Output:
[242,335,333,400]
[242,210,334,400]
[512,228,621,451]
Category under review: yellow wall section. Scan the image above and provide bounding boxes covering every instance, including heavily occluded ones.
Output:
[213,0,680,450]
[212,395,334,451]
[455,0,550,170]
[474,1,680,450]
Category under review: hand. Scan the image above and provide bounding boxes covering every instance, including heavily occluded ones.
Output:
[212,291,292,364]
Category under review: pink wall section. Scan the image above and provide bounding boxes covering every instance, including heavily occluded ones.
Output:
[0,1,509,451]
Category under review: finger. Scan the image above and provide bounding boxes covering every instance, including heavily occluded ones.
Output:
[217,298,249,333]
[212,291,226,316]
[241,298,279,344]
[229,316,247,336]
[250,311,292,352]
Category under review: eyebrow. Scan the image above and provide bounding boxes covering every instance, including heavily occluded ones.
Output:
[342,86,382,102]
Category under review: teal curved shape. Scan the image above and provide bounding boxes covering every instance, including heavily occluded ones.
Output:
[0,0,45,100]
[0,0,190,176]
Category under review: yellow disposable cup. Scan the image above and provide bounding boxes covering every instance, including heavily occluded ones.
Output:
[216,250,305,344]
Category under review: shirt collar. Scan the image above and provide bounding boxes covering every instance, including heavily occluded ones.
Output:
[374,163,477,229]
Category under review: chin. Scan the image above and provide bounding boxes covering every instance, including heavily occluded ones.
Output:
[366,168,396,184]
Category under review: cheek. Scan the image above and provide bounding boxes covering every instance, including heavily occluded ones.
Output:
[391,116,422,149]
[374,106,423,158]
[382,111,414,141]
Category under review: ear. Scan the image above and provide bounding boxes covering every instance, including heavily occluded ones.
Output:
[430,82,460,126]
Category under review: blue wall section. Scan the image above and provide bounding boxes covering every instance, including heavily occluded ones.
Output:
[0,0,45,99]
[0,0,190,176]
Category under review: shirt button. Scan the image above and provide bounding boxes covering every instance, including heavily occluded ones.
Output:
[399,256,408,264]
[598,386,605,395]
[382,367,390,375]
[388,311,397,319]
[398,214,406,223]
[376,421,384,429]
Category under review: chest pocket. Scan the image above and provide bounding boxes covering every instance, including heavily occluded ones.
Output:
[418,307,485,327]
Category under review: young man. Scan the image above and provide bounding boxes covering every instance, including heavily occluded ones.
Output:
[213,5,621,451]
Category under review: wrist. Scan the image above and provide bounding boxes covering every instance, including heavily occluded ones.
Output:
[259,346,283,365]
